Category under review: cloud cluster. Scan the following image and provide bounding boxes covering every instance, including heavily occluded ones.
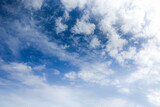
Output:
[1,0,160,106]
[60,0,160,106]
[0,60,142,107]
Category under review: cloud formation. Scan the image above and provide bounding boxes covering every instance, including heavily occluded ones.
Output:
[1,0,160,106]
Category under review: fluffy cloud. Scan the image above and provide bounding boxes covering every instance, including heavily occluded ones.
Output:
[135,39,160,67]
[110,46,136,64]
[2,0,160,106]
[71,14,95,35]
[61,0,160,66]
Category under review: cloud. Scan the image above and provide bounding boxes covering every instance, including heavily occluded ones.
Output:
[135,39,160,67]
[97,99,142,107]
[0,61,82,106]
[0,89,141,107]
[64,71,77,80]
[53,69,61,75]
[2,0,160,106]
[126,66,160,84]
[90,36,100,48]
[71,14,95,35]
[78,62,114,85]
[109,46,136,64]
[0,60,142,107]
[61,0,160,66]
[6,20,81,65]
[6,37,21,56]
[21,0,44,10]
[1,62,45,86]
[147,89,160,106]
[33,65,46,71]
[55,17,68,34]
[118,88,130,94]
[61,0,87,11]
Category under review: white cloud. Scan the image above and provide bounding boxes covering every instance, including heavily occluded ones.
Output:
[90,36,100,48]
[97,99,141,107]
[126,66,160,84]
[105,33,128,63]
[63,10,70,20]
[64,71,77,80]
[6,37,21,56]
[147,90,160,106]
[78,62,114,85]
[71,15,95,35]
[118,88,130,94]
[56,17,68,34]
[61,0,87,11]
[2,0,160,106]
[135,39,160,67]
[0,61,142,107]
[61,0,160,66]
[0,62,82,106]
[33,65,46,71]
[22,0,44,10]
[0,88,141,107]
[11,21,81,65]
[1,62,45,86]
[110,46,136,64]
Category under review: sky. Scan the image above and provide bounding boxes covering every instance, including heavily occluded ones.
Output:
[0,0,160,107]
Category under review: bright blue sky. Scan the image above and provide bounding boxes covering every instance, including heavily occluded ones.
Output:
[0,0,160,107]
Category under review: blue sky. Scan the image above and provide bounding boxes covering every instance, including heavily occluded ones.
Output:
[0,0,160,107]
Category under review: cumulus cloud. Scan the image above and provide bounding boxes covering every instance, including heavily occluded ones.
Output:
[71,14,95,35]
[2,0,160,106]
[61,0,160,66]
[61,0,160,93]
[110,46,137,64]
